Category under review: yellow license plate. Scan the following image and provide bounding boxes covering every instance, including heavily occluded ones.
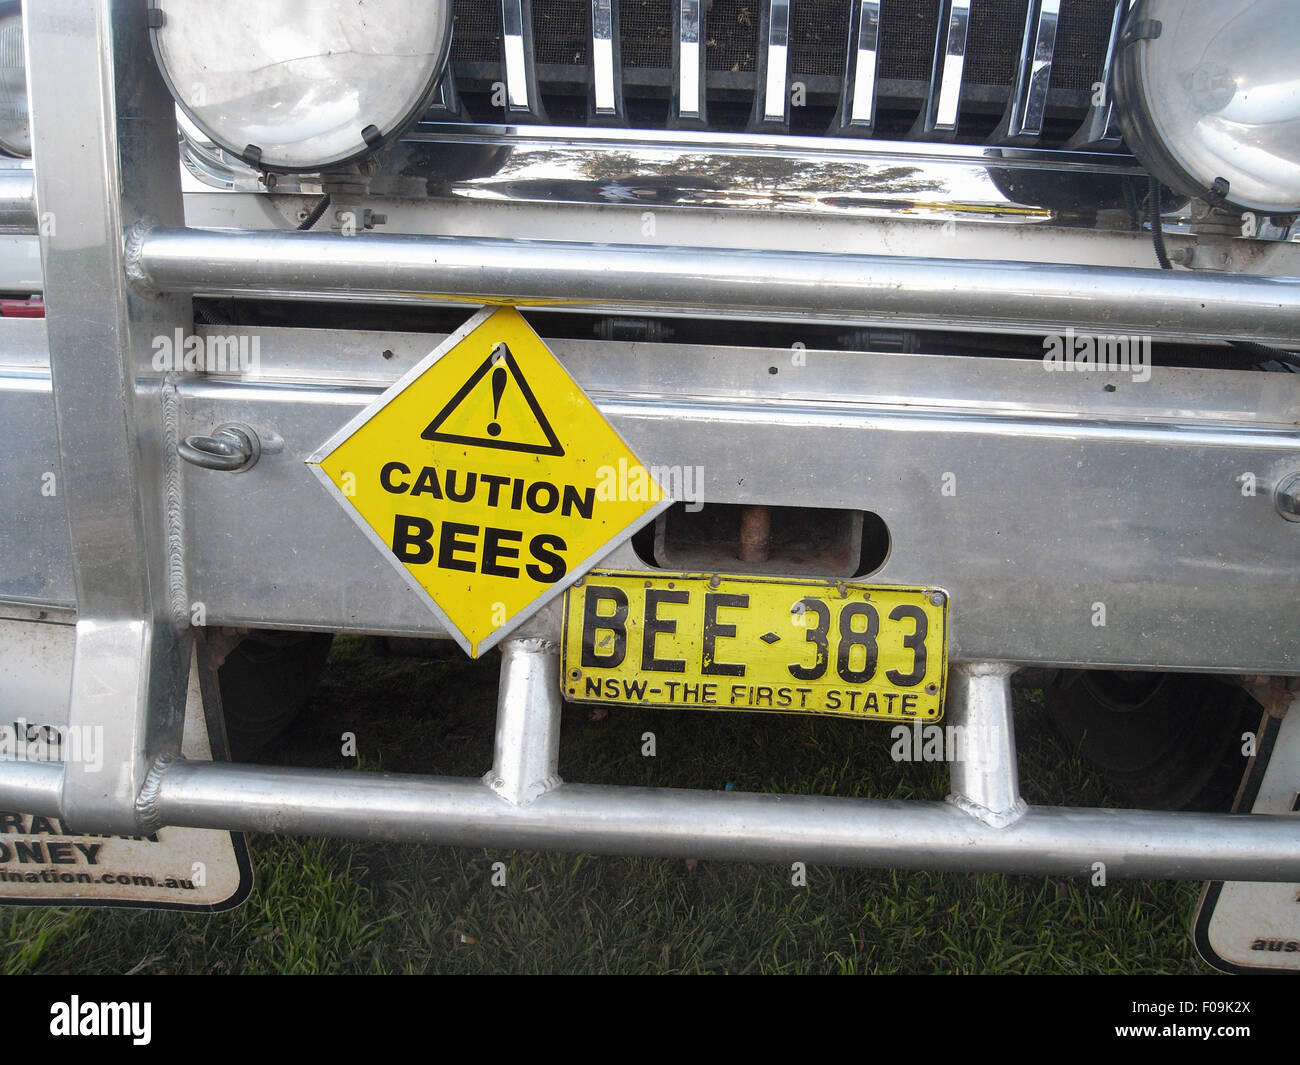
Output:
[561,571,948,721]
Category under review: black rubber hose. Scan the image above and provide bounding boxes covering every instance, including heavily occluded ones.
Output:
[297,193,332,231]
[1148,176,1173,269]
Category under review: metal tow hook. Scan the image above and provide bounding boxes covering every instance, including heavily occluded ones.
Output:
[178,422,261,473]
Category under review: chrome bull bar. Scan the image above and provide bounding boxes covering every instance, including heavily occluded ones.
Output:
[10,0,1299,876]
[3,647,1298,882]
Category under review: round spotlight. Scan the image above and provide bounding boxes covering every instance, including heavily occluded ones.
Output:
[1112,0,1300,214]
[149,0,453,173]
[0,3,29,158]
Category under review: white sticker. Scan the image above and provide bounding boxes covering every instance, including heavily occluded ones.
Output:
[0,621,251,911]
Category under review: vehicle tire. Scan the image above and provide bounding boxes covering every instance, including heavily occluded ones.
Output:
[1043,671,1260,811]
[217,631,334,760]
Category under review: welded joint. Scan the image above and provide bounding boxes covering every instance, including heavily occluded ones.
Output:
[954,660,1020,680]
[483,768,564,806]
[135,753,177,835]
[123,217,158,295]
[503,637,559,655]
[946,792,1029,829]
[160,373,190,630]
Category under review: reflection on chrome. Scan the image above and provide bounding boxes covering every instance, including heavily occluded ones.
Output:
[182,122,1159,234]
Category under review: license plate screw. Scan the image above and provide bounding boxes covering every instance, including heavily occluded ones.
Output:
[926,683,938,694]
[929,591,947,607]
[574,576,585,587]
[570,669,581,679]
[708,575,721,589]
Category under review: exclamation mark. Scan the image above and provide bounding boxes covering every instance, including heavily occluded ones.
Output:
[487,356,507,438]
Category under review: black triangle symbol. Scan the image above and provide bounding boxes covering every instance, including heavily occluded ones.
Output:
[421,342,565,456]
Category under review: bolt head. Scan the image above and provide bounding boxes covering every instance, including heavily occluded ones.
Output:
[1276,473,1300,521]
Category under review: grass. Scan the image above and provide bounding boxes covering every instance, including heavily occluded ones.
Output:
[0,637,1215,974]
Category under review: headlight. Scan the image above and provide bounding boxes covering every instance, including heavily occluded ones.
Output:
[0,2,29,158]
[148,0,453,172]
[1112,0,1300,214]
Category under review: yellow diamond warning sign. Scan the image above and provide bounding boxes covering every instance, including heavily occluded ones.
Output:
[307,306,672,657]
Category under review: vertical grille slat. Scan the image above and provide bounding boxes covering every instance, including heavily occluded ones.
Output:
[673,0,708,123]
[998,0,1061,142]
[1065,0,1131,149]
[500,0,549,120]
[914,0,973,138]
[754,0,793,127]
[590,0,623,120]
[834,0,880,134]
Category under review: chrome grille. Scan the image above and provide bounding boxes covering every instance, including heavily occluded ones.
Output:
[445,0,1129,148]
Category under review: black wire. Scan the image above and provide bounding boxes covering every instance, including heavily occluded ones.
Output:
[1148,176,1172,269]
[1147,176,1300,371]
[1228,341,1300,371]
[297,193,331,231]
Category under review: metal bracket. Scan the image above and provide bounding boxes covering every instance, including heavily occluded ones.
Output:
[1120,18,1161,47]
[179,422,261,473]
[946,661,1026,828]
[482,638,564,805]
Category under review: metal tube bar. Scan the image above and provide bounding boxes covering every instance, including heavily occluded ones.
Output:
[0,760,63,817]
[148,760,1300,880]
[738,504,772,564]
[483,638,563,805]
[29,0,194,833]
[135,226,1300,345]
[0,170,35,233]
[947,662,1025,827]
